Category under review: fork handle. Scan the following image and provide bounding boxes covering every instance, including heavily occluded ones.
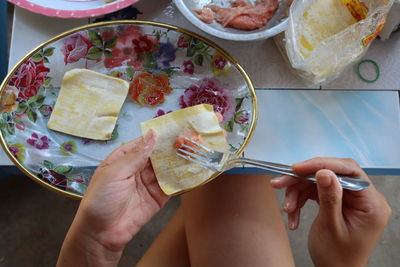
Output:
[228,158,370,191]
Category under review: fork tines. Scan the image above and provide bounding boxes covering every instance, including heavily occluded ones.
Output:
[176,138,214,169]
[183,137,214,153]
[177,148,208,163]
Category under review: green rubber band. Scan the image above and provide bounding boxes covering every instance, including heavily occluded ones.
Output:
[355,59,380,83]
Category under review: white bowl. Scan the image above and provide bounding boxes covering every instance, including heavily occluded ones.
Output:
[173,0,290,41]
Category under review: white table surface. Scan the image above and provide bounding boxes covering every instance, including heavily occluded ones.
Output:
[2,1,400,171]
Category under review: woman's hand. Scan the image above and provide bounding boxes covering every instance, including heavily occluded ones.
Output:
[57,130,169,267]
[271,157,391,267]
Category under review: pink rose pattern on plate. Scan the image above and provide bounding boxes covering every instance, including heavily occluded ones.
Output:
[103,25,144,69]
[61,33,93,64]
[0,23,253,196]
[180,78,235,124]
[10,59,49,99]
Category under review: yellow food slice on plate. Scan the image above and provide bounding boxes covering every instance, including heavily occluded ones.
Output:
[141,104,229,195]
[299,0,357,58]
[48,69,129,140]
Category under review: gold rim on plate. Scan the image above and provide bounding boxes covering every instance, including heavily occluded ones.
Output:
[0,20,258,199]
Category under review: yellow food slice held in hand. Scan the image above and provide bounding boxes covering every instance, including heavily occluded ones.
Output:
[141,104,229,195]
[48,69,129,140]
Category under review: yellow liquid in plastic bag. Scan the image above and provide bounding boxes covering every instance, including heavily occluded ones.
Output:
[299,0,357,58]
[341,0,369,21]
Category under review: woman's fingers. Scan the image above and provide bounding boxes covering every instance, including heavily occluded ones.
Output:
[100,130,156,168]
[284,185,299,213]
[140,162,169,208]
[284,182,312,212]
[271,175,315,230]
[292,157,365,178]
[285,184,316,230]
[110,130,156,173]
[314,170,345,227]
[287,208,300,230]
[270,175,301,189]
[100,138,143,167]
[96,131,156,180]
[292,157,376,198]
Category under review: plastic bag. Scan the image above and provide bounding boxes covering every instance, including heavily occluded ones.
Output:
[283,0,394,86]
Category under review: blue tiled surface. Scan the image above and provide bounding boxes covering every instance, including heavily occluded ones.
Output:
[247,90,400,169]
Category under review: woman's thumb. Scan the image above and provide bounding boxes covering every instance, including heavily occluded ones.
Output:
[107,130,156,175]
[316,169,343,224]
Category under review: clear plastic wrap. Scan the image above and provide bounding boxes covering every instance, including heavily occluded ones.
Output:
[283,0,394,86]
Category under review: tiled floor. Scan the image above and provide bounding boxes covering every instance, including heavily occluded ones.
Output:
[0,172,399,267]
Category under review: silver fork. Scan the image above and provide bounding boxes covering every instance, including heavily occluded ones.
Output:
[176,138,370,191]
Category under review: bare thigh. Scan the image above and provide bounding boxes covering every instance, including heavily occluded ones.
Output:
[136,207,190,267]
[181,174,295,267]
[137,174,294,267]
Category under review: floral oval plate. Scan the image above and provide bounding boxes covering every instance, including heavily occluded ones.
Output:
[0,21,257,199]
